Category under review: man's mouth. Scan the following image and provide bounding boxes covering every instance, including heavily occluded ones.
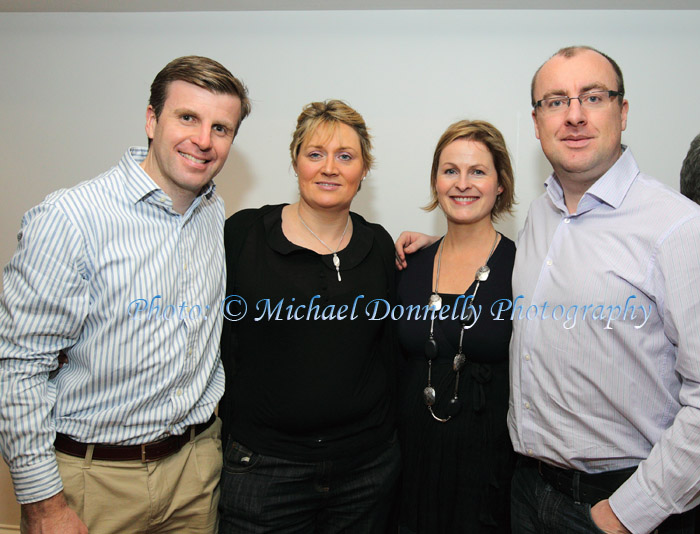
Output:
[562,136,592,147]
[179,152,208,164]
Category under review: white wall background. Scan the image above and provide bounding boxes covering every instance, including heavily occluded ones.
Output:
[1,8,699,527]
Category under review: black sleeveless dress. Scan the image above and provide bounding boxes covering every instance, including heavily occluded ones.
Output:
[396,236,516,534]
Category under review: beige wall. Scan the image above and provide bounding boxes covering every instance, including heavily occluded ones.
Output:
[2,8,700,529]
[0,461,19,530]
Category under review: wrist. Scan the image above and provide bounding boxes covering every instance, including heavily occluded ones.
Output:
[22,492,68,518]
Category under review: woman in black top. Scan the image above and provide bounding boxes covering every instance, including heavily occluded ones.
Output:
[396,120,517,533]
[218,100,399,534]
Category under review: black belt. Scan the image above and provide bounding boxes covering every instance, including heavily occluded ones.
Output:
[55,414,216,462]
[536,458,635,505]
[520,455,692,531]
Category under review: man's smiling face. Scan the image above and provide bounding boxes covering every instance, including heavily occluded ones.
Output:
[141,80,241,212]
[532,49,628,192]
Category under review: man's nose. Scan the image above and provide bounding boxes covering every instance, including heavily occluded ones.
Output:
[192,125,212,150]
[564,97,587,126]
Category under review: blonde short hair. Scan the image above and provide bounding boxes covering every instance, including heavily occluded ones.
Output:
[290,100,374,174]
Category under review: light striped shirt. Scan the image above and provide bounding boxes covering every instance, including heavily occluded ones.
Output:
[508,148,700,534]
[0,147,225,504]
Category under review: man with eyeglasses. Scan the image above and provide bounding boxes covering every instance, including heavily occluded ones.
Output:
[509,46,700,534]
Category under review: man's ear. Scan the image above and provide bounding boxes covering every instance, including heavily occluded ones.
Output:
[532,109,541,140]
[145,105,157,141]
[620,99,629,132]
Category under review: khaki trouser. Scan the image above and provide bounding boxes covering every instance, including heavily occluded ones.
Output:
[55,418,222,534]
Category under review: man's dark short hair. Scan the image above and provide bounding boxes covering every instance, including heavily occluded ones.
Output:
[149,55,251,135]
[681,133,700,204]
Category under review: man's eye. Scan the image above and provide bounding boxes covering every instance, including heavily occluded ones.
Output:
[213,125,228,135]
[181,114,193,121]
[547,98,566,108]
[584,94,602,104]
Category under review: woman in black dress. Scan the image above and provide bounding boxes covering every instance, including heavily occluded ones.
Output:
[396,120,516,533]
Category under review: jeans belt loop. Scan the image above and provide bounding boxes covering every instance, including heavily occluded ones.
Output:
[572,471,581,503]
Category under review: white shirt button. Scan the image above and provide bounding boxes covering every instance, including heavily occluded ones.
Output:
[525,402,531,409]
[564,218,571,224]
[176,389,183,396]
[546,259,553,266]
[524,354,531,361]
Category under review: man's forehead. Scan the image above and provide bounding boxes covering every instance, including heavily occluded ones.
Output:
[535,50,617,95]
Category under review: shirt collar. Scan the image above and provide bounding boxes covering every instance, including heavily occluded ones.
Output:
[264,204,375,271]
[544,145,640,214]
[119,146,216,206]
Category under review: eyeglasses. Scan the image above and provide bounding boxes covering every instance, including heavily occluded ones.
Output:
[534,90,623,114]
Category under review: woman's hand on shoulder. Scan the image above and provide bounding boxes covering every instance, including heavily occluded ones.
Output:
[394,231,439,270]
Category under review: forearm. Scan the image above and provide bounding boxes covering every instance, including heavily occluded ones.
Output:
[609,404,700,533]
[0,360,64,502]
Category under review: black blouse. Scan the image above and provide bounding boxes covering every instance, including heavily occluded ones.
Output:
[220,204,396,462]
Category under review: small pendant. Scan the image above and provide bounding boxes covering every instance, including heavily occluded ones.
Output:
[428,293,442,311]
[423,386,436,406]
[333,253,341,281]
[475,265,491,282]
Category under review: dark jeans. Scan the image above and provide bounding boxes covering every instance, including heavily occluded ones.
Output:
[511,457,694,534]
[218,435,400,534]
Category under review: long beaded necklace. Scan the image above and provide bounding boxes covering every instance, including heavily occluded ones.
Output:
[424,231,499,423]
[297,205,350,282]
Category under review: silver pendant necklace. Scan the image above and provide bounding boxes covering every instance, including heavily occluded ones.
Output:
[424,231,498,423]
[297,205,350,282]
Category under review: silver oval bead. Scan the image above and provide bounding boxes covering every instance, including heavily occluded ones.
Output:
[475,265,491,282]
[428,293,442,311]
[453,353,466,372]
[423,386,436,406]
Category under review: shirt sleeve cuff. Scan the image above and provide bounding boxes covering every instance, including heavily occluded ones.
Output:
[609,474,666,534]
[11,458,64,504]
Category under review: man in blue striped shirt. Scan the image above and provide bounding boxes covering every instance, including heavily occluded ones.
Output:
[510,46,700,534]
[0,56,250,533]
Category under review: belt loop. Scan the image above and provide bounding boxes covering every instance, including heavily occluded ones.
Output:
[141,444,147,463]
[190,424,196,443]
[572,471,580,503]
[83,444,94,469]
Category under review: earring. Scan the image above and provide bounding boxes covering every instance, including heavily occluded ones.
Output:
[361,175,366,182]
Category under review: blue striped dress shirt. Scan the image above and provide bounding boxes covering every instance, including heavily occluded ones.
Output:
[508,148,700,533]
[0,147,225,503]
